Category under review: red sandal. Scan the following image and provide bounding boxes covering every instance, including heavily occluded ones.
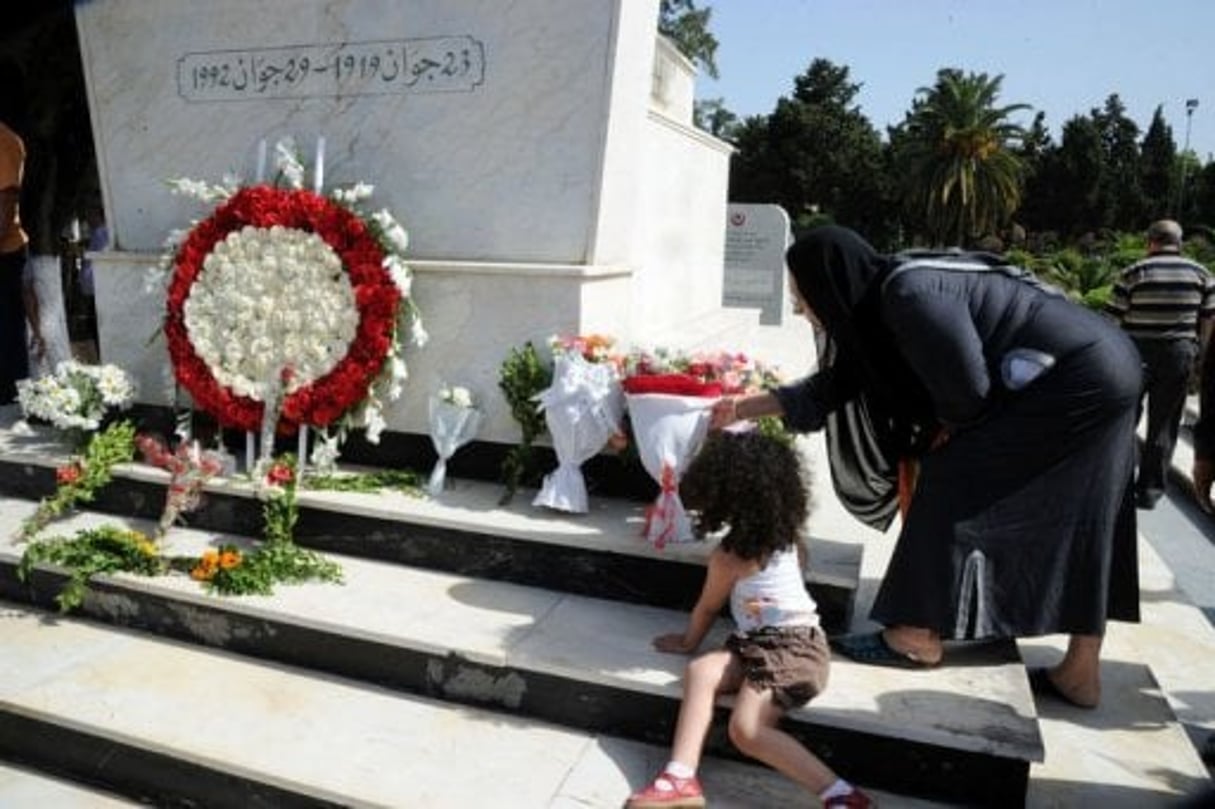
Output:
[625,771,705,808]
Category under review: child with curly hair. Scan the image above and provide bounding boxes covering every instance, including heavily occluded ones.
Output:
[625,429,872,808]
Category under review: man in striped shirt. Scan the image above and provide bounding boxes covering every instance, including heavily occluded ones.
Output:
[1107,219,1215,509]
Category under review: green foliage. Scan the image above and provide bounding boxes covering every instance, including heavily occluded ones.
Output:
[189,541,343,598]
[1081,285,1114,311]
[896,68,1029,245]
[304,468,425,495]
[693,98,738,139]
[260,456,299,546]
[497,341,552,503]
[730,59,894,243]
[19,525,164,612]
[1037,247,1119,302]
[20,450,345,611]
[756,415,794,447]
[1092,94,1147,231]
[20,420,136,540]
[658,0,718,79]
[1140,106,1177,218]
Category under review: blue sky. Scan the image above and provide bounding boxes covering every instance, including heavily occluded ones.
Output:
[696,0,1214,160]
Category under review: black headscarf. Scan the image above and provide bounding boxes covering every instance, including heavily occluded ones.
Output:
[785,226,938,530]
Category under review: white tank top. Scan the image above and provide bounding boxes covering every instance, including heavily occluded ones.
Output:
[730,546,820,632]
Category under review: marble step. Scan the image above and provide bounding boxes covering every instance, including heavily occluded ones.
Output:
[0,422,862,635]
[0,601,878,809]
[0,496,1043,805]
[0,760,142,808]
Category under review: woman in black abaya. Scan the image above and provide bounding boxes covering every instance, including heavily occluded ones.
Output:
[711,225,1141,708]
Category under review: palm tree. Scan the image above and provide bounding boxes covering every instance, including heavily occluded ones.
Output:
[899,69,1030,246]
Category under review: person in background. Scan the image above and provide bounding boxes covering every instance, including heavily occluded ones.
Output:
[0,59,42,405]
[626,430,872,809]
[1188,337,1215,769]
[1107,219,1215,510]
[713,226,1142,710]
[80,204,107,298]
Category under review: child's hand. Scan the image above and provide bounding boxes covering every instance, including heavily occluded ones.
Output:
[653,632,696,654]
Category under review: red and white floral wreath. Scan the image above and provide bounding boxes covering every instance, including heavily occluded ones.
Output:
[164,183,407,434]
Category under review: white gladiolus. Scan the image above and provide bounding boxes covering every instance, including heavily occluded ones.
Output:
[274,138,305,189]
[410,319,429,347]
[384,255,413,296]
[363,406,387,445]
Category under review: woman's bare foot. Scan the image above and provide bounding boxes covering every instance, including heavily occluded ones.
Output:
[882,626,943,666]
[1044,664,1100,708]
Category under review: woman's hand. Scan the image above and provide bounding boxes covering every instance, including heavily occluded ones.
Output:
[709,397,739,431]
[653,632,698,654]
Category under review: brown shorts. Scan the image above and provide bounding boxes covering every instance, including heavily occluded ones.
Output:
[724,625,830,709]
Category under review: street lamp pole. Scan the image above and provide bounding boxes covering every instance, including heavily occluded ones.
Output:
[1178,98,1199,218]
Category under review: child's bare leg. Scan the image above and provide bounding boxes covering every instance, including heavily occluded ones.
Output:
[727,684,836,794]
[669,649,742,769]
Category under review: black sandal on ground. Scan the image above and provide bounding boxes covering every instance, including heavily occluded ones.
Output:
[829,631,938,670]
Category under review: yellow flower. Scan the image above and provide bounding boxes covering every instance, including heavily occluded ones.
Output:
[219,550,242,570]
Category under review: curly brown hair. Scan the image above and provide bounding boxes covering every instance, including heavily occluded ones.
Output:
[679,429,809,562]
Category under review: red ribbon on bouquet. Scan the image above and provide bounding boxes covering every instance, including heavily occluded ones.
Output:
[642,463,681,550]
[621,373,723,398]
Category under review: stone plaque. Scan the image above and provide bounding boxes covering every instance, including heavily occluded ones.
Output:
[722,203,791,325]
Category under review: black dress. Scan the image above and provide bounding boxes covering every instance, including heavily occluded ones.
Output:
[777,259,1142,639]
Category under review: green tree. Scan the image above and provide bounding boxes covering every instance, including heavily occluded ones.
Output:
[1052,115,1105,236]
[729,59,894,242]
[693,97,738,139]
[1091,94,1145,231]
[1192,160,1215,228]
[1013,111,1056,233]
[895,68,1029,246]
[1139,106,1176,220]
[658,0,718,79]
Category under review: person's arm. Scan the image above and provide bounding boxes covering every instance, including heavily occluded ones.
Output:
[709,389,782,430]
[653,548,739,654]
[710,364,856,432]
[1105,274,1130,326]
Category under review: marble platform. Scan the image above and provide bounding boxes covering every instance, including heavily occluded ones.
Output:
[0,415,1046,805]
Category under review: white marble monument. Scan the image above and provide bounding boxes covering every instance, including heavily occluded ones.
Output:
[76,0,752,444]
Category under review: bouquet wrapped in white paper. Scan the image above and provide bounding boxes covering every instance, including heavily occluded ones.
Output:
[622,373,721,549]
[428,385,482,497]
[532,352,624,513]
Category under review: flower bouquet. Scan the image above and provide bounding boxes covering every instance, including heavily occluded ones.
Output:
[16,360,136,445]
[427,385,483,496]
[532,334,625,513]
[136,433,227,538]
[622,348,777,548]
